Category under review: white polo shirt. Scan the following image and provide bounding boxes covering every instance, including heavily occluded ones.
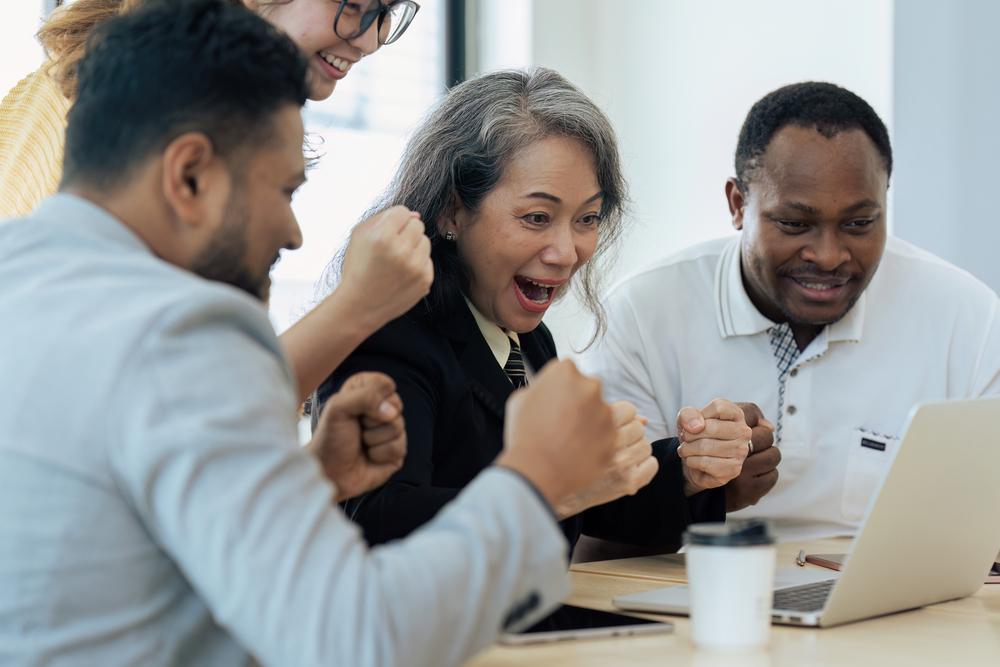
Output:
[578,235,1000,540]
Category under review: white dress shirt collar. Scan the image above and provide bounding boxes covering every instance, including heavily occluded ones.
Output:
[464,296,520,369]
[715,236,866,346]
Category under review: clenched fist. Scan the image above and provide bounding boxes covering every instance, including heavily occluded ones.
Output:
[310,372,407,502]
[552,401,659,518]
[676,398,753,496]
[724,403,779,512]
[340,205,433,329]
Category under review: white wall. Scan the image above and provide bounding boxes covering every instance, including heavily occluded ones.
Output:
[892,0,1000,292]
[523,0,894,353]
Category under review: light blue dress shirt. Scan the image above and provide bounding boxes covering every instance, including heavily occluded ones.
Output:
[0,195,569,666]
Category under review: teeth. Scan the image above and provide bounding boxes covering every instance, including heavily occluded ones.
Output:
[799,281,836,290]
[321,53,351,72]
[516,277,556,304]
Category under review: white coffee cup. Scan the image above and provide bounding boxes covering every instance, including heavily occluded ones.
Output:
[684,520,776,651]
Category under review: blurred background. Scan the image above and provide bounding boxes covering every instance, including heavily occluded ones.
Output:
[4,0,998,354]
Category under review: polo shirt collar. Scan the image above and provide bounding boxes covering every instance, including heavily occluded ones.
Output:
[716,235,866,344]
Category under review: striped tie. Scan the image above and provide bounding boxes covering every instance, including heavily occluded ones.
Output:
[504,339,528,388]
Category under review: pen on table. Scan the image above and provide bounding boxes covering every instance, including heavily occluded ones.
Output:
[795,549,806,567]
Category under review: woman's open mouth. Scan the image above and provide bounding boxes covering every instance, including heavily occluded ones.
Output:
[512,276,562,313]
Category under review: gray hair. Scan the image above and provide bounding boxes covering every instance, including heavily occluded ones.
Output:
[322,67,629,347]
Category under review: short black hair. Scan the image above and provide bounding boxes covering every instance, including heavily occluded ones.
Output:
[62,0,309,190]
[734,81,892,190]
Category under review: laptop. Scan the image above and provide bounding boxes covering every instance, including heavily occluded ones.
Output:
[614,398,1000,627]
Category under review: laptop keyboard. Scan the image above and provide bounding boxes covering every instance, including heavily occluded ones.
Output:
[773,579,836,612]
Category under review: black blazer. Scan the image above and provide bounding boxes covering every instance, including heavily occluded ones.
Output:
[316,298,724,550]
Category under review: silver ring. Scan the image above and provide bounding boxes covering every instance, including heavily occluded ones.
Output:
[747,440,754,455]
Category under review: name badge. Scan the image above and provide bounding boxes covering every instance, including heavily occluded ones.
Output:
[860,436,887,452]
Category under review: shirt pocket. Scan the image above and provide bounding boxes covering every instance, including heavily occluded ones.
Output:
[841,428,899,522]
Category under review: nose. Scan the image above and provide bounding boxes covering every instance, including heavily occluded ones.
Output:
[801,227,850,271]
[286,216,304,251]
[540,222,579,269]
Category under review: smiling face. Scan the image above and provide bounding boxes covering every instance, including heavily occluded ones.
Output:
[728,125,889,342]
[445,136,603,333]
[252,0,382,101]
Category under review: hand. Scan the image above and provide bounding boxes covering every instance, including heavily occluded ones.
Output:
[676,398,753,496]
[553,401,659,519]
[338,206,433,330]
[310,372,407,502]
[496,360,617,509]
[725,403,779,512]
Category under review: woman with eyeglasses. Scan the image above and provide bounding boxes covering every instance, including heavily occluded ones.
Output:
[0,0,426,403]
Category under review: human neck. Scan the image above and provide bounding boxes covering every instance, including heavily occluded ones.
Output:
[788,323,823,351]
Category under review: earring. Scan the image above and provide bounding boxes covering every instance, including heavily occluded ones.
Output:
[444,231,456,241]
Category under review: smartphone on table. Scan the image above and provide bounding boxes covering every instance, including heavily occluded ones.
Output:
[498,604,673,645]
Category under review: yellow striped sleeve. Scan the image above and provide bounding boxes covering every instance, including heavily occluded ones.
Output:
[0,68,71,219]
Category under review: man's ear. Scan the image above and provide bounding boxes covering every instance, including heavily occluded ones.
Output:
[160,132,230,230]
[725,177,747,231]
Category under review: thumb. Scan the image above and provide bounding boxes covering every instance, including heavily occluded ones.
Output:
[676,406,705,434]
[736,401,764,428]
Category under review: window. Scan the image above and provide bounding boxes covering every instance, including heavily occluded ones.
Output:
[1,1,447,337]
[0,3,47,96]
[269,2,448,334]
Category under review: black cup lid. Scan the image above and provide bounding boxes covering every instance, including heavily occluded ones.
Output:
[684,519,774,547]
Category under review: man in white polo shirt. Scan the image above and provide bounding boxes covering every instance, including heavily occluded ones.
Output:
[580,82,1000,541]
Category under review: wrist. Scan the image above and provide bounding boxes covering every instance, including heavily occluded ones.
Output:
[681,466,703,498]
[327,286,385,339]
[495,451,561,510]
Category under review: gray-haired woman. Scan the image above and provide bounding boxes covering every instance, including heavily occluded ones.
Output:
[315,68,752,555]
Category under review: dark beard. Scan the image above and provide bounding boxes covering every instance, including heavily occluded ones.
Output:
[190,195,268,301]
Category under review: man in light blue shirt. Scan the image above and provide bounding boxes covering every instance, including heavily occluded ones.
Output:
[0,2,624,665]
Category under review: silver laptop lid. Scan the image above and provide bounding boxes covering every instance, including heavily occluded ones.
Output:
[818,398,1000,626]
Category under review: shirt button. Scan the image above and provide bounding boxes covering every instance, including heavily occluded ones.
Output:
[789,368,798,378]
[787,405,797,416]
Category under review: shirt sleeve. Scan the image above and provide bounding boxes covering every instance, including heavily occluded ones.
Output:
[109,297,570,667]
[578,285,674,440]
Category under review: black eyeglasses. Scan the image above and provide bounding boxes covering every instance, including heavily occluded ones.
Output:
[334,0,421,46]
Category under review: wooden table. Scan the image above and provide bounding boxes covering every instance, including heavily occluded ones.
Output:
[466,539,1000,666]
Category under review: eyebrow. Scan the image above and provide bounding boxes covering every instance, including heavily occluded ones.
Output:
[777,199,881,216]
[840,199,881,214]
[522,191,604,205]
